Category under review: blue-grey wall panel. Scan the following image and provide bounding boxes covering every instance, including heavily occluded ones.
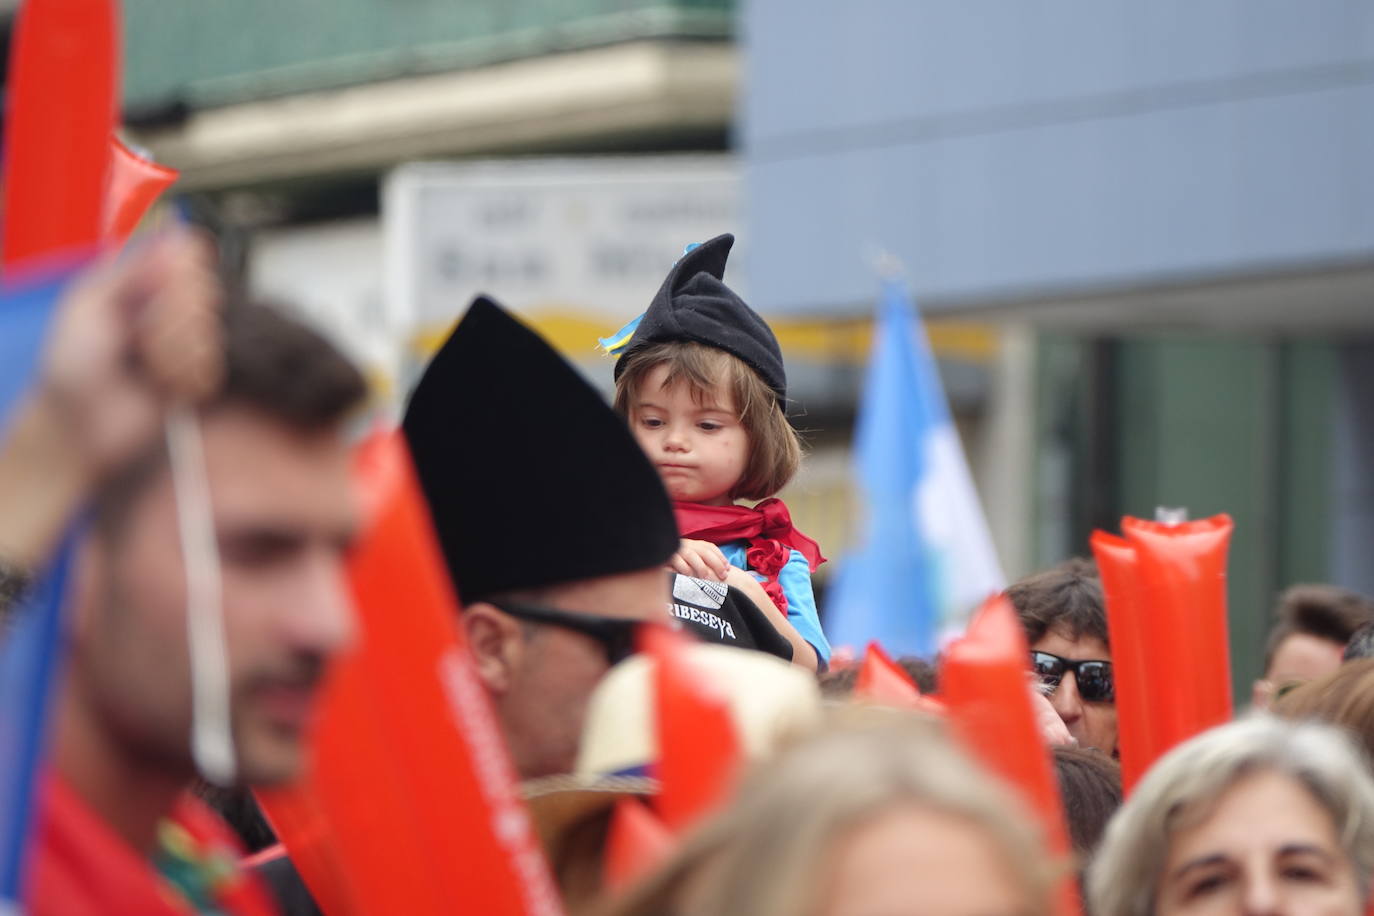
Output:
[742,1,1374,313]
[1332,343,1374,597]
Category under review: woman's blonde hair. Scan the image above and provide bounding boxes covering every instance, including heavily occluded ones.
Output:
[1087,716,1374,916]
[598,712,1055,916]
[614,340,801,501]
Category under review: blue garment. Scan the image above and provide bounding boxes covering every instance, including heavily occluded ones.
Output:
[0,267,83,903]
[719,542,832,666]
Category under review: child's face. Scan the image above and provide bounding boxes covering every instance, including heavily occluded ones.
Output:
[629,364,750,506]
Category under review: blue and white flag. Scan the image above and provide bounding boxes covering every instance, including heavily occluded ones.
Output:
[0,269,79,907]
[825,280,1005,659]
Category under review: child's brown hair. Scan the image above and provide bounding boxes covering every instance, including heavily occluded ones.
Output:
[614,340,801,501]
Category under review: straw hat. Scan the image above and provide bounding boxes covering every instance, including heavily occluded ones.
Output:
[521,644,822,856]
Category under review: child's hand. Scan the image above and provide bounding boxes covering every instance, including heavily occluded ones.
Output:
[670,539,731,581]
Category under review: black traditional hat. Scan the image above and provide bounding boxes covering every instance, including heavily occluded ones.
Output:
[612,233,787,403]
[403,296,679,604]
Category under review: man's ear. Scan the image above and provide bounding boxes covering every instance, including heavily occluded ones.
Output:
[463,603,525,697]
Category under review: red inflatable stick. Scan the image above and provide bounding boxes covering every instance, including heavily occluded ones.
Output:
[2,0,118,267]
[1089,533,1154,795]
[103,138,179,244]
[602,799,675,893]
[940,597,1076,916]
[1122,515,1234,755]
[643,626,742,833]
[256,430,563,916]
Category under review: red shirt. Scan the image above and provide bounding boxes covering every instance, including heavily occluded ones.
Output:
[25,774,277,916]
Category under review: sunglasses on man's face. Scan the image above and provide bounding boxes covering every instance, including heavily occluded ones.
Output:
[488,600,641,666]
[1029,651,1115,703]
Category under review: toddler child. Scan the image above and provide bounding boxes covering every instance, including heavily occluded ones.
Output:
[603,234,832,669]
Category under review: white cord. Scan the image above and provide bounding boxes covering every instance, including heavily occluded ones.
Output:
[165,406,236,786]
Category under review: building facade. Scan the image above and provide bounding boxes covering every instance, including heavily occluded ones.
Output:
[742,0,1374,693]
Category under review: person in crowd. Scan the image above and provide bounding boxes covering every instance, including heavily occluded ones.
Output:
[1252,584,1374,710]
[1053,746,1122,895]
[1088,717,1374,916]
[402,296,681,779]
[1008,558,1117,755]
[254,295,685,913]
[1343,620,1374,662]
[607,234,830,671]
[1273,658,1374,764]
[6,231,371,914]
[601,713,1055,916]
[524,641,822,913]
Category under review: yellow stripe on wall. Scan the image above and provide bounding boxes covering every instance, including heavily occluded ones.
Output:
[410,308,998,366]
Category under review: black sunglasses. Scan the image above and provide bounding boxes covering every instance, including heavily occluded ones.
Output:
[489,600,640,666]
[1029,651,1115,703]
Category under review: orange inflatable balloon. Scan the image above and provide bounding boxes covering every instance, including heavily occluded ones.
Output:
[643,626,742,833]
[602,799,675,893]
[2,0,117,267]
[940,597,1076,916]
[256,430,563,916]
[1122,515,1234,752]
[1090,533,1154,795]
[102,138,178,244]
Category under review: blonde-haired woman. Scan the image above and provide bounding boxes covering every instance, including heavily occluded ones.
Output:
[600,713,1055,916]
[1088,716,1374,916]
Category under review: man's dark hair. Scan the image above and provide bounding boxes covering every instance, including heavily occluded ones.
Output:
[1053,746,1122,859]
[1263,584,1374,673]
[96,300,366,533]
[1006,557,1107,647]
[212,300,367,429]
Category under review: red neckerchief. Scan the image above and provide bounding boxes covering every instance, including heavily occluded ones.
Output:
[674,498,826,616]
[25,773,278,916]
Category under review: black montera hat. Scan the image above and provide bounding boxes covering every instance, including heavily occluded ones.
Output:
[403,296,679,604]
[613,234,787,403]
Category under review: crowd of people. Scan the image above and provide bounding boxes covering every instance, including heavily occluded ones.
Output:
[4,227,1374,916]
